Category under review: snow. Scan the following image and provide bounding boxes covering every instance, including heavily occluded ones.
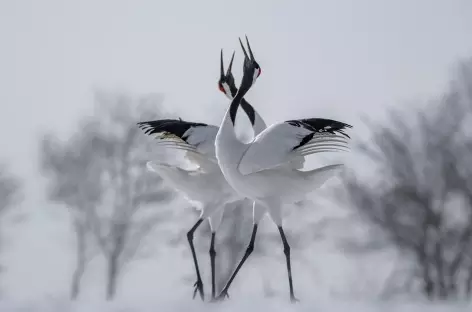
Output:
[0,297,470,312]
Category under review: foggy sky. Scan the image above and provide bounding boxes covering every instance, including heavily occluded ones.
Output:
[1,0,472,300]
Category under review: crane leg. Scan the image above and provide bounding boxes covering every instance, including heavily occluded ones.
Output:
[187,218,204,301]
[278,226,299,303]
[209,232,217,300]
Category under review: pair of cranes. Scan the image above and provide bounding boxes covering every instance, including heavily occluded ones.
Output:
[137,36,352,303]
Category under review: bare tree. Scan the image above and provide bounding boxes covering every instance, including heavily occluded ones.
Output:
[339,58,472,300]
[84,91,174,300]
[40,124,107,300]
[0,164,21,275]
[0,165,20,295]
[0,164,21,216]
[41,90,175,300]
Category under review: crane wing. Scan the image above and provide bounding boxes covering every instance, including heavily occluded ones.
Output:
[237,118,352,175]
[137,119,220,168]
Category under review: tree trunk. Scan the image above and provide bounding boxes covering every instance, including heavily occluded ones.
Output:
[465,261,472,299]
[70,223,86,300]
[434,241,448,299]
[105,230,125,300]
[106,252,119,300]
[418,248,435,299]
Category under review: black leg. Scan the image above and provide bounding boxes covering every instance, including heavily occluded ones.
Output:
[278,226,299,303]
[187,218,204,301]
[214,224,258,301]
[209,232,217,300]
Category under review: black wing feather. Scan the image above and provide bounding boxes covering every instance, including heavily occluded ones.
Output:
[137,118,208,142]
[286,118,353,150]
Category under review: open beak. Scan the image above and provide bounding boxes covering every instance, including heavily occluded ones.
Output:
[220,49,236,78]
[239,35,255,62]
[239,35,261,78]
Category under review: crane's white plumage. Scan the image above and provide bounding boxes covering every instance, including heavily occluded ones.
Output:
[213,36,353,302]
[145,123,225,166]
[181,125,220,162]
[138,119,249,222]
[139,118,251,302]
[238,120,350,175]
[137,48,309,302]
[145,160,240,226]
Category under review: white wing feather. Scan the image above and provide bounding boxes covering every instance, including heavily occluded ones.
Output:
[237,122,349,175]
[182,125,219,161]
[150,125,219,170]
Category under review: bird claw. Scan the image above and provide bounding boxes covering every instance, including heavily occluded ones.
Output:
[290,295,300,303]
[192,280,204,301]
[211,290,230,302]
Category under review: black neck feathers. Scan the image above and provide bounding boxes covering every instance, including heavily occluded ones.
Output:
[229,93,244,125]
[239,98,256,125]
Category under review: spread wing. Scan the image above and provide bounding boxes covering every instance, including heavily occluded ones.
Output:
[237,118,352,175]
[137,119,220,169]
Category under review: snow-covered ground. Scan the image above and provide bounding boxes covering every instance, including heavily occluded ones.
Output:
[0,297,470,312]
[2,185,458,312]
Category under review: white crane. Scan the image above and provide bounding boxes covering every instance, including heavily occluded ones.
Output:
[213,36,352,302]
[137,51,305,301]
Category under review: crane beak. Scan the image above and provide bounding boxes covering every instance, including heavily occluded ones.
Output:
[220,49,225,80]
[239,35,256,62]
[238,35,260,85]
[245,35,255,61]
[221,49,236,78]
[226,51,235,76]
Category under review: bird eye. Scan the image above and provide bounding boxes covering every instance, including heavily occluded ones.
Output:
[218,83,225,93]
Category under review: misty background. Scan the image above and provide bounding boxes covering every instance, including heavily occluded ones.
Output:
[1,0,472,310]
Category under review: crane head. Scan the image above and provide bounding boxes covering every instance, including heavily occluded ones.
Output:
[218,49,238,100]
[236,35,261,97]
